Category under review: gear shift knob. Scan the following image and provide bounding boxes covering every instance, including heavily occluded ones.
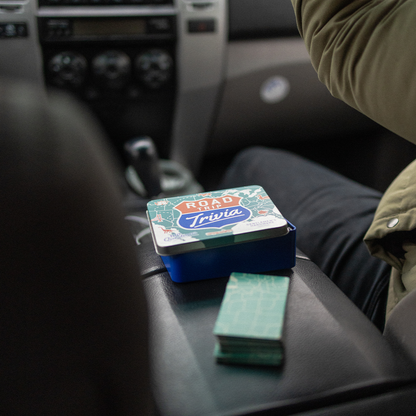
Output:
[124,136,162,197]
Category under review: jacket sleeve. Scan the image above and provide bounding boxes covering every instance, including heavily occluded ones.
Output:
[291,0,416,144]
[364,159,416,317]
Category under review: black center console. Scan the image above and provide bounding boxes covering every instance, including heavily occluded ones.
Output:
[37,0,177,157]
[0,0,227,170]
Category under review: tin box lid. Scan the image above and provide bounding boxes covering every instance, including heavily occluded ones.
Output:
[147,185,288,256]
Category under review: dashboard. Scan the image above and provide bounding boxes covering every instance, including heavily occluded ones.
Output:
[0,0,379,178]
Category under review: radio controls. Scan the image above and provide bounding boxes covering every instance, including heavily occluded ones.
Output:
[92,50,131,89]
[47,52,87,88]
[135,49,173,89]
[45,49,174,95]
[39,16,175,42]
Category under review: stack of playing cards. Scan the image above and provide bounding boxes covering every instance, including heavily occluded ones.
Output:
[213,272,290,366]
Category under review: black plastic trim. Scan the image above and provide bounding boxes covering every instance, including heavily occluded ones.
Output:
[228,0,299,40]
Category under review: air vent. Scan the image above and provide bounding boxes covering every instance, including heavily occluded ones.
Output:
[181,0,217,12]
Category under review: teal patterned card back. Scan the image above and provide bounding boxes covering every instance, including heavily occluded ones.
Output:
[214,273,290,341]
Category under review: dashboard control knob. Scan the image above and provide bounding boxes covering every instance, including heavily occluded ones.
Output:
[135,49,173,89]
[92,50,131,89]
[47,52,87,88]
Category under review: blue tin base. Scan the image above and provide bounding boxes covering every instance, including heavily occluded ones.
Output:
[161,223,296,283]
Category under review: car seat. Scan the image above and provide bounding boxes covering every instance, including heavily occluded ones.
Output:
[0,80,152,415]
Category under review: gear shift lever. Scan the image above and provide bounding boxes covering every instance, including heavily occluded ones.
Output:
[124,137,162,198]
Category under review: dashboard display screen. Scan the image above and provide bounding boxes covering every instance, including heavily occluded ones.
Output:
[73,18,147,37]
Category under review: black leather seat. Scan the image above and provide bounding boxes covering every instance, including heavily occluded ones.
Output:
[0,81,151,415]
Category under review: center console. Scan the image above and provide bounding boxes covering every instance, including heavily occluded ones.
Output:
[38,1,177,157]
[0,0,227,167]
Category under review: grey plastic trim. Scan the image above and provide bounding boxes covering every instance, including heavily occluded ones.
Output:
[0,0,44,86]
[208,38,380,155]
[226,38,311,79]
[169,0,227,174]
[37,6,176,17]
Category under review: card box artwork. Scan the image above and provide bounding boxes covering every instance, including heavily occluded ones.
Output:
[147,185,296,283]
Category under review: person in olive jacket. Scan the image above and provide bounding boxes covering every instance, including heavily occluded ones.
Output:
[291,0,416,320]
[222,0,416,331]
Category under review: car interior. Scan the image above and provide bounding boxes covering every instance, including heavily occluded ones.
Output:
[2,0,416,414]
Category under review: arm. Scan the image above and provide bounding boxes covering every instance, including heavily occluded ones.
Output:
[291,0,416,143]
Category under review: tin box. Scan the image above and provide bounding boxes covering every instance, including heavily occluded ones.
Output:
[147,185,296,283]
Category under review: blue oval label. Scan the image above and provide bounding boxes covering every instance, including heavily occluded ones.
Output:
[174,195,251,230]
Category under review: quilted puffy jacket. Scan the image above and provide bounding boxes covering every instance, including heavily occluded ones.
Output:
[291,0,416,318]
